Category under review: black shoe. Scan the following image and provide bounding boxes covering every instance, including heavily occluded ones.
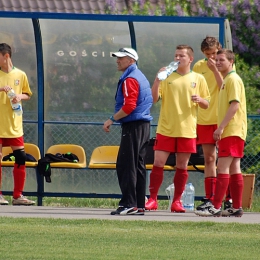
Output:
[224,199,233,210]
[196,198,212,210]
[110,206,138,215]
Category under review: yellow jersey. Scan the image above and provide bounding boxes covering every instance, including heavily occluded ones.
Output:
[193,59,218,125]
[218,71,247,140]
[156,71,210,138]
[0,67,32,138]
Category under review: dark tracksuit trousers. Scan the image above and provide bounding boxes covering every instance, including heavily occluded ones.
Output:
[116,120,150,209]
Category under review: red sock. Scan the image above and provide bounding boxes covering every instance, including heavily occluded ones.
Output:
[213,173,229,209]
[173,168,188,202]
[13,164,26,199]
[149,165,164,200]
[205,177,216,201]
[230,174,244,209]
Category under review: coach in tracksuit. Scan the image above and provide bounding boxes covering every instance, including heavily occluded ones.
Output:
[103,47,153,215]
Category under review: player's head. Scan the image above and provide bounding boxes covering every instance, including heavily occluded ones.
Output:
[174,45,194,67]
[217,48,235,65]
[201,37,222,59]
[0,43,12,58]
[176,44,194,58]
[201,36,222,52]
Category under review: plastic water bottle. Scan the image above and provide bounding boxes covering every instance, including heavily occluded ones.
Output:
[157,61,180,80]
[7,89,23,116]
[165,183,185,211]
[183,183,195,211]
[165,183,174,210]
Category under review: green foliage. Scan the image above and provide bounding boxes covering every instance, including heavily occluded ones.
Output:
[244,134,260,156]
[164,0,260,66]
[242,119,260,174]
[244,162,260,174]
[235,56,260,174]
[110,0,260,66]
[126,1,260,116]
[224,0,260,66]
[235,55,260,115]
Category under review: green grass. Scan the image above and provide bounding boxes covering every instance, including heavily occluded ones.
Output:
[0,217,260,260]
[1,195,260,259]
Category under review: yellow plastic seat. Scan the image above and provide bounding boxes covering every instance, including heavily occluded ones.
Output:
[1,143,41,167]
[46,144,87,168]
[88,146,175,171]
[89,146,119,169]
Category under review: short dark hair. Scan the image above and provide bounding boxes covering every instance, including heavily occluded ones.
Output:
[0,43,12,58]
[201,36,222,52]
[217,48,235,63]
[176,44,194,58]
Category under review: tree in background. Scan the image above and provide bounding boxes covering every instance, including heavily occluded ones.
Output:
[105,0,260,115]
[177,0,259,67]
[106,0,260,66]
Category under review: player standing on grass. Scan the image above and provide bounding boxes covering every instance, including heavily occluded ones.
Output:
[145,44,210,213]
[193,37,233,211]
[0,43,35,206]
[195,49,247,217]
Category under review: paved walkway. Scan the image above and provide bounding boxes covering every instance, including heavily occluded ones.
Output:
[0,206,260,224]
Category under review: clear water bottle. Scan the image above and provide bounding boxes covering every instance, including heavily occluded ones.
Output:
[165,183,174,210]
[7,89,23,116]
[157,61,180,80]
[183,183,195,211]
[165,183,186,211]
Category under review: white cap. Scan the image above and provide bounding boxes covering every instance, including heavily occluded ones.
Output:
[112,48,139,61]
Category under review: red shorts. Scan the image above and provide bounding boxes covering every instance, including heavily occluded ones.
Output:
[154,133,196,153]
[197,124,217,145]
[218,136,245,158]
[0,136,24,147]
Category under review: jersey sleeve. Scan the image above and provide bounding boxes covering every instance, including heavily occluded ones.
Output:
[121,77,139,114]
[22,72,32,96]
[226,76,243,103]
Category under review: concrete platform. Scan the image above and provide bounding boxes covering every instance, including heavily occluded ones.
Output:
[1,206,260,224]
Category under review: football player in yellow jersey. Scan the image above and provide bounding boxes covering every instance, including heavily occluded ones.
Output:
[145,45,210,213]
[195,49,247,217]
[0,43,35,206]
[193,37,233,211]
